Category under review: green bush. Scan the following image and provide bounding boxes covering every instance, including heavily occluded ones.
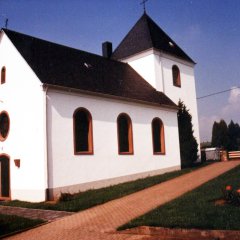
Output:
[59,192,74,202]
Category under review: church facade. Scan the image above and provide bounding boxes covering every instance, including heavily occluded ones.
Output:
[0,13,199,202]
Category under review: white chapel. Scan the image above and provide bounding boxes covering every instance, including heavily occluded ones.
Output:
[0,13,200,202]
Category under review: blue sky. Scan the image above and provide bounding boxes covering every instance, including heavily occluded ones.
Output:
[1,0,240,141]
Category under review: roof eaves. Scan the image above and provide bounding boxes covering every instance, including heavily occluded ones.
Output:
[157,48,196,65]
[43,83,178,111]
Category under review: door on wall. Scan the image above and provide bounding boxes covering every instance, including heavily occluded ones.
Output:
[0,156,10,199]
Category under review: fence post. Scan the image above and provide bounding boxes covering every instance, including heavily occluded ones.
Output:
[220,150,228,162]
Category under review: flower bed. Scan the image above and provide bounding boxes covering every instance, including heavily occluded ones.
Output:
[223,185,240,206]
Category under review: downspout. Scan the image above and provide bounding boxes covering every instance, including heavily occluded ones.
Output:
[42,84,49,201]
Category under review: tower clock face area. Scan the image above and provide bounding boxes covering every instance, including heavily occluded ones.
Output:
[0,111,10,141]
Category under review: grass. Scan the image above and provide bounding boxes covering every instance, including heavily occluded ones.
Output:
[0,214,44,237]
[119,165,240,231]
[0,163,209,212]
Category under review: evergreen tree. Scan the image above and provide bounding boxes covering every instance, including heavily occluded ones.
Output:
[211,119,228,149]
[227,120,240,151]
[211,121,219,147]
[177,100,198,168]
[237,123,240,148]
[219,119,228,148]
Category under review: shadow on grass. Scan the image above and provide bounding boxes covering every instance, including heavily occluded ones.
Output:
[0,214,45,237]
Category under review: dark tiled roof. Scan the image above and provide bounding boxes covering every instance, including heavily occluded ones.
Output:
[2,28,177,108]
[112,13,195,63]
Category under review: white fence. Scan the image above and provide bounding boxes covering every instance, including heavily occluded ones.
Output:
[228,151,240,160]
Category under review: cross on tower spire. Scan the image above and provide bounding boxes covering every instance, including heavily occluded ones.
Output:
[5,18,8,29]
[140,0,149,13]
[0,14,8,29]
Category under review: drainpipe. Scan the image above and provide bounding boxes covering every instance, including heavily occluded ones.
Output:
[42,84,49,201]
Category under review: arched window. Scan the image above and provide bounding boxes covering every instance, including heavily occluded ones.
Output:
[73,108,93,154]
[117,113,133,154]
[172,65,181,87]
[1,67,6,84]
[152,118,165,154]
[0,111,10,142]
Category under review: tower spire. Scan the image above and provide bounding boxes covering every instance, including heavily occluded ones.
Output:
[140,0,148,13]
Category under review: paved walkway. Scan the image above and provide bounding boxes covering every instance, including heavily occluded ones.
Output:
[3,160,240,240]
[0,206,72,221]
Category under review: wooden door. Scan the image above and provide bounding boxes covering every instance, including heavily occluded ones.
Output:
[0,156,10,199]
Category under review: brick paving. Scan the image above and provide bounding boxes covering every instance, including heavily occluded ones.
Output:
[121,226,240,240]
[3,160,240,240]
[0,205,72,221]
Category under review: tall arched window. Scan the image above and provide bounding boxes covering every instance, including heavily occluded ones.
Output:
[1,67,6,84]
[117,113,133,154]
[73,108,93,154]
[0,111,10,142]
[172,65,181,87]
[152,118,165,154]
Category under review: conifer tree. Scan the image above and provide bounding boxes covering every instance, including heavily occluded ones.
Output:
[227,120,240,151]
[211,119,228,149]
[177,100,198,168]
[211,121,219,147]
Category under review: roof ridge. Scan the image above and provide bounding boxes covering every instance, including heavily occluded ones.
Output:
[2,28,94,55]
[2,28,127,66]
[143,13,155,48]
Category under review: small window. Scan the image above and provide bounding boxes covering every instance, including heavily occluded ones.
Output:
[152,118,165,154]
[0,111,10,141]
[117,113,133,154]
[1,67,6,84]
[73,108,93,154]
[172,65,181,87]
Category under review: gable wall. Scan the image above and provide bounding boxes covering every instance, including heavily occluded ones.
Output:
[46,90,180,198]
[124,52,161,90]
[0,32,47,202]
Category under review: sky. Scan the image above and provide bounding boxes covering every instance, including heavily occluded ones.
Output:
[1,0,240,142]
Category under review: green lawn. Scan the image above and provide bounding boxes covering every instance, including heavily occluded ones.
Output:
[0,214,44,237]
[119,165,240,231]
[0,163,208,212]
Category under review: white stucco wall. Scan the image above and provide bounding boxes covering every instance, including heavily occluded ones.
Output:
[124,50,201,156]
[160,55,201,153]
[125,52,159,89]
[0,32,47,202]
[47,90,181,192]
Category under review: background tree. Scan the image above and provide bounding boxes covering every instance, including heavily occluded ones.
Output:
[178,100,198,168]
[227,120,240,151]
[211,119,228,149]
[211,121,219,147]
